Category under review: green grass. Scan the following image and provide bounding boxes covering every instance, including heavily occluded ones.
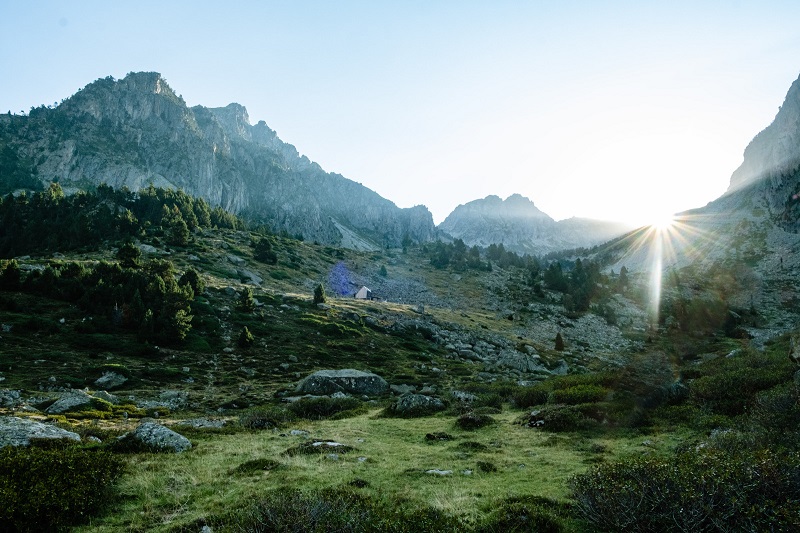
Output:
[72,409,681,532]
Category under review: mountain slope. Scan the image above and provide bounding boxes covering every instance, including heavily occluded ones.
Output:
[0,72,436,249]
[439,194,634,255]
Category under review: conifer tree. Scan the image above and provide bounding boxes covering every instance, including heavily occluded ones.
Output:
[313,283,326,305]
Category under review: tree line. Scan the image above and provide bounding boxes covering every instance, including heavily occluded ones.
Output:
[0,182,243,257]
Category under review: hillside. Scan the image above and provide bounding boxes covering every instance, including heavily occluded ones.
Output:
[2,72,800,531]
[0,72,436,249]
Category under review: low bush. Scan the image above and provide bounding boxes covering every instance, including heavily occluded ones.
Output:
[476,460,497,473]
[688,351,794,416]
[0,445,124,532]
[510,385,549,409]
[239,405,296,429]
[233,458,282,475]
[231,488,460,532]
[522,405,590,432]
[570,448,800,532]
[288,397,363,420]
[456,412,495,430]
[476,495,571,533]
[548,385,608,405]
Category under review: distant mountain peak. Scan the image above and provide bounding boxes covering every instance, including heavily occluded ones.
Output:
[439,193,632,254]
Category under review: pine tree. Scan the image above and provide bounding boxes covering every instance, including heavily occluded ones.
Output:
[555,332,565,352]
[238,326,255,348]
[239,287,255,312]
[313,283,326,305]
[253,237,278,264]
[179,267,205,296]
[117,241,141,269]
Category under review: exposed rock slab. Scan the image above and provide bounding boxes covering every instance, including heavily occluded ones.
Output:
[124,422,192,453]
[94,371,128,390]
[0,416,80,447]
[390,393,446,416]
[44,390,94,414]
[296,369,388,396]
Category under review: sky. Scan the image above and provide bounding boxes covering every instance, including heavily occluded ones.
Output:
[2,1,800,226]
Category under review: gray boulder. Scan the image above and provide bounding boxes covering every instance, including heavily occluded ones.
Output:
[0,416,81,447]
[45,390,95,414]
[125,422,192,453]
[493,349,547,373]
[296,369,388,396]
[94,371,128,390]
[91,390,119,404]
[0,389,22,408]
[389,393,446,416]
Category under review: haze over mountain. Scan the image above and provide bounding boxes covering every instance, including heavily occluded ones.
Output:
[440,194,635,255]
[0,72,436,249]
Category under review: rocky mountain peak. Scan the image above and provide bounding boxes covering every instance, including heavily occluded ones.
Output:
[439,194,630,254]
[208,103,252,140]
[728,73,800,192]
[1,71,437,248]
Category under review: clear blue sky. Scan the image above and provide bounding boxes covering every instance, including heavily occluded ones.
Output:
[3,1,800,224]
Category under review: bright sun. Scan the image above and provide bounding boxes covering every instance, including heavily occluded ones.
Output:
[652,214,675,231]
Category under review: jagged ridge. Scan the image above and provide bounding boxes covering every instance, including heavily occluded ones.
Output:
[0,72,436,248]
[439,194,634,255]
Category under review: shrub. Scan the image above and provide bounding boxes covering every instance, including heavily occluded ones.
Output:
[476,495,569,533]
[287,396,363,420]
[0,445,124,532]
[511,385,549,409]
[690,363,792,416]
[456,412,495,430]
[233,458,281,475]
[476,460,498,473]
[548,385,608,405]
[238,325,255,348]
[231,488,460,532]
[570,448,800,532]
[239,405,296,429]
[523,405,589,432]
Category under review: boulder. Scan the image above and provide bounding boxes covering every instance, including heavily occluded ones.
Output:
[123,422,192,453]
[94,371,128,390]
[492,349,548,373]
[389,393,446,416]
[0,389,22,408]
[91,390,119,404]
[390,384,416,395]
[44,390,95,414]
[296,369,388,396]
[0,416,81,447]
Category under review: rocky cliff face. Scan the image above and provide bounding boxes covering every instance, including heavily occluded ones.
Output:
[729,74,800,193]
[439,194,633,255]
[0,72,436,248]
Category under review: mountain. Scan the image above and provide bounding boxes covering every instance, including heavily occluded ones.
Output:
[591,73,800,342]
[0,72,436,249]
[439,193,634,255]
[728,74,800,194]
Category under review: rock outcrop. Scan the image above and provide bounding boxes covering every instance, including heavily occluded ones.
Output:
[296,369,389,396]
[439,194,633,254]
[0,72,437,248]
[728,73,800,193]
[0,416,81,447]
[120,421,192,453]
[388,393,446,416]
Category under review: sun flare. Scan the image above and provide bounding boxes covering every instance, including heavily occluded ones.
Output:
[651,214,675,231]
